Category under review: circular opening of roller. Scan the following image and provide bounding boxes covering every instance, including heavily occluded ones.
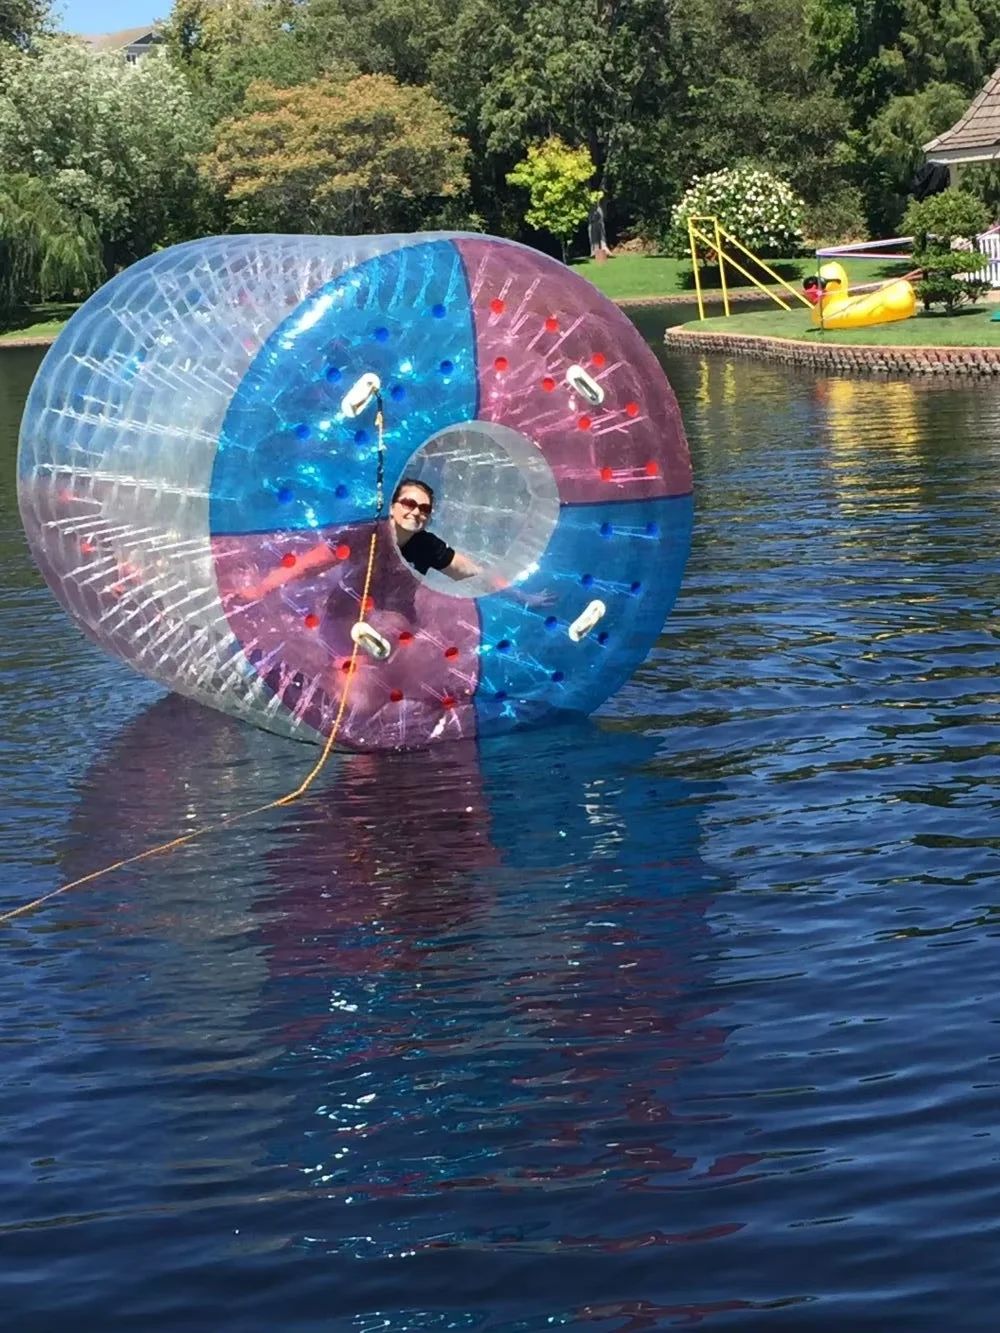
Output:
[396,421,559,599]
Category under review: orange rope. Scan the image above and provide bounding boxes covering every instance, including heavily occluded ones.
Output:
[0,414,385,927]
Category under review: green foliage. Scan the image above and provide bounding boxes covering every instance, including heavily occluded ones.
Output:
[201,73,469,234]
[0,172,102,314]
[913,248,991,311]
[506,138,600,260]
[808,1,1000,232]
[904,189,992,312]
[162,0,326,123]
[0,0,50,49]
[669,165,806,257]
[802,185,869,244]
[0,41,214,265]
[903,187,991,244]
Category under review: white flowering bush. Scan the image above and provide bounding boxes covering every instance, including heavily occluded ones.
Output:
[667,165,805,257]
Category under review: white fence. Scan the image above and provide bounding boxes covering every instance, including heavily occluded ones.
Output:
[974,230,1000,287]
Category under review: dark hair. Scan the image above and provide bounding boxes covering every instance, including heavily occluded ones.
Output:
[391,477,434,507]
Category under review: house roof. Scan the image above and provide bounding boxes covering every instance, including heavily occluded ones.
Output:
[78,26,160,54]
[924,66,1000,163]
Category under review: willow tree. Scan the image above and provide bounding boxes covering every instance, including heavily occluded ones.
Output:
[0,173,102,315]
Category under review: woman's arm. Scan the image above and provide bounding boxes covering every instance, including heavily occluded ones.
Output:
[442,552,481,581]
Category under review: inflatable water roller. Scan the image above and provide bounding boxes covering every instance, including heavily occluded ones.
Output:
[17,234,693,750]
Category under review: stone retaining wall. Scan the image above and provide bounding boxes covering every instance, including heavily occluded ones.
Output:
[665,326,1000,377]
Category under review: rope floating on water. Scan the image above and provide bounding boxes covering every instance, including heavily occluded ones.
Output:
[0,408,386,927]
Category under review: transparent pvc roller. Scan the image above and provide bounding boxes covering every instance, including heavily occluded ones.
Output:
[18,233,693,750]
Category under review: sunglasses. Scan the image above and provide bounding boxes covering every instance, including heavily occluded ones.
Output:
[395,496,432,516]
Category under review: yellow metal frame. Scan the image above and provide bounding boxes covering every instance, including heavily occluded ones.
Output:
[686,216,813,321]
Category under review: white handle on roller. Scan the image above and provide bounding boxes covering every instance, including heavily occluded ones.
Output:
[568,599,606,642]
[341,373,382,419]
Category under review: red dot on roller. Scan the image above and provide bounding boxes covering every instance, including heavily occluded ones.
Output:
[442,695,456,709]
[341,659,355,674]
[389,688,404,703]
[398,631,414,646]
[645,460,660,477]
[81,540,96,555]
[541,376,556,392]
[592,352,606,368]
[625,401,640,418]
[545,316,559,333]
[304,613,320,630]
[362,596,375,613]
[578,415,592,431]
[490,298,505,314]
[600,466,614,482]
[281,552,296,568]
[494,356,509,373]
[444,646,459,660]
[334,543,351,560]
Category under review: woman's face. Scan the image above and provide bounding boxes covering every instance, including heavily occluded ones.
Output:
[391,485,433,534]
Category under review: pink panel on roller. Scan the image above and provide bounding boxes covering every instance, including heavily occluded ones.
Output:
[215,522,482,750]
[456,238,692,505]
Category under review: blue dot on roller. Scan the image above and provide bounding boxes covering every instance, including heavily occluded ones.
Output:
[277,487,294,504]
[335,484,349,500]
[295,423,310,441]
[390,385,406,401]
[354,429,368,445]
[645,521,660,537]
[630,581,642,595]
[551,671,565,683]
[439,359,454,375]
[544,616,558,631]
[326,366,342,383]
[581,573,594,588]
[496,639,511,653]
[373,327,389,343]
[597,631,609,645]
[600,522,614,538]
[431,303,447,319]
[495,691,508,702]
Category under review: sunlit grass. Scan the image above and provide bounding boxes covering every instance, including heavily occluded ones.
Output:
[0,303,80,343]
[574,254,905,302]
[680,303,1000,346]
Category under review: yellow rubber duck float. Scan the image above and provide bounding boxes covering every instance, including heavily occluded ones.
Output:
[811,260,916,330]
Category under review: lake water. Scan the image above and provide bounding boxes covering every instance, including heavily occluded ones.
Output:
[3,307,1000,1332]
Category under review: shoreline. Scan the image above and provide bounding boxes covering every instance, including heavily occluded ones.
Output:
[664,325,1000,377]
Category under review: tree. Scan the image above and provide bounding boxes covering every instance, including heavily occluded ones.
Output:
[0,172,102,315]
[200,73,470,233]
[507,137,601,260]
[808,0,1000,231]
[432,0,678,238]
[903,187,991,310]
[0,0,50,49]
[163,0,325,123]
[0,41,214,266]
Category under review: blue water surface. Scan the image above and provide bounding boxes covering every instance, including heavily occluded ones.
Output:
[3,314,1000,1333]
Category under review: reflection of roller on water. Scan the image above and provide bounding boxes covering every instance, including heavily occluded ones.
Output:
[63,696,759,1288]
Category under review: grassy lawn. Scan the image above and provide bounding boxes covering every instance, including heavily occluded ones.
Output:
[0,302,80,343]
[574,253,907,302]
[681,302,1000,346]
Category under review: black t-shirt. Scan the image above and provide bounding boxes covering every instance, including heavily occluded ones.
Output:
[399,529,455,576]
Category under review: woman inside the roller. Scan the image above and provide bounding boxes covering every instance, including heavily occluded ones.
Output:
[233,477,479,604]
[390,478,479,581]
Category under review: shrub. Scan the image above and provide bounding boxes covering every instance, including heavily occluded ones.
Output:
[667,164,805,257]
[914,250,990,314]
[903,189,992,313]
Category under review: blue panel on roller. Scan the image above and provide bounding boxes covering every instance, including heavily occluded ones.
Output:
[210,242,478,535]
[474,493,694,733]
